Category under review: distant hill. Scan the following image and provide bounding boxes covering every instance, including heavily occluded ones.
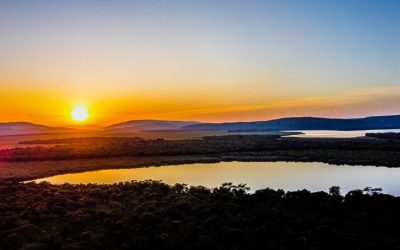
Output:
[181,115,400,131]
[3,115,400,136]
[0,122,74,136]
[65,124,102,130]
[105,120,201,132]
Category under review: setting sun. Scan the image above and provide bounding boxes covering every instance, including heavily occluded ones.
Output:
[1,2,400,249]
[71,106,89,122]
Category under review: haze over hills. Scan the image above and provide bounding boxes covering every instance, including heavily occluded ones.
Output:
[0,122,74,136]
[1,115,400,136]
[104,120,201,132]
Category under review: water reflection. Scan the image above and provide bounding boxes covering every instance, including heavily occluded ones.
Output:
[286,129,400,138]
[33,161,400,195]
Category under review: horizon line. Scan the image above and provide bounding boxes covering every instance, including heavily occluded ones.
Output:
[1,113,400,128]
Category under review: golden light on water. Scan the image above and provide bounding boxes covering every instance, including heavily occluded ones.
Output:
[32,162,400,195]
[71,106,89,122]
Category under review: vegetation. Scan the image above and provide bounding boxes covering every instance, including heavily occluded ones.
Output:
[0,180,399,250]
[1,135,399,249]
[18,137,146,145]
[2,135,400,165]
[366,132,400,140]
[0,135,399,181]
[1,166,398,250]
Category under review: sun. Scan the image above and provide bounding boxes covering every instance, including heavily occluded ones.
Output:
[71,106,89,122]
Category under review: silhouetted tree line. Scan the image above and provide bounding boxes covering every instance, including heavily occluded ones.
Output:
[366,132,400,140]
[18,137,146,145]
[0,181,399,249]
[1,135,400,164]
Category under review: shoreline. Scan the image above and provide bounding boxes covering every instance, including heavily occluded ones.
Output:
[2,149,399,182]
[1,134,399,181]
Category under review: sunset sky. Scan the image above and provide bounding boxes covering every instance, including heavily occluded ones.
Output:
[0,0,399,126]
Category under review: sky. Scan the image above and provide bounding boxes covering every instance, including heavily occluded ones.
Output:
[0,0,399,126]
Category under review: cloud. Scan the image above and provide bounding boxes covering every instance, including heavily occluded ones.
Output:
[148,86,400,121]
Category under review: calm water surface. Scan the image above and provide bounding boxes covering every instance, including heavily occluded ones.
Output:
[33,161,400,195]
[286,129,400,138]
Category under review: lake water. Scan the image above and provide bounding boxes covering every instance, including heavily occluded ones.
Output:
[33,161,400,195]
[286,129,400,138]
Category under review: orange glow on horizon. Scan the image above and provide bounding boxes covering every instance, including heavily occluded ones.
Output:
[0,87,399,127]
[0,1,399,127]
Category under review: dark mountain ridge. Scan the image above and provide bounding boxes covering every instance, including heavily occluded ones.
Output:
[2,115,400,136]
[180,115,400,131]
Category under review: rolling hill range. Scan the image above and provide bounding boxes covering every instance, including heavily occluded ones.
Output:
[180,115,400,131]
[0,122,74,136]
[1,115,400,136]
[104,120,200,132]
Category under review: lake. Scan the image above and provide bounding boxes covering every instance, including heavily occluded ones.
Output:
[286,129,400,138]
[33,161,400,195]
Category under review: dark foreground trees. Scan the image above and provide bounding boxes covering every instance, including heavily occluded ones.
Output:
[1,181,400,250]
[366,132,400,140]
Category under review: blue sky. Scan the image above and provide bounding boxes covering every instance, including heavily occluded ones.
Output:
[0,0,399,124]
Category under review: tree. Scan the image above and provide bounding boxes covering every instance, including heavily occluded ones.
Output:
[329,186,341,197]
